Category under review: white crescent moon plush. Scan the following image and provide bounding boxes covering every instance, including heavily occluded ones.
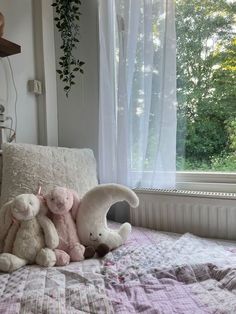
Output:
[76,184,139,251]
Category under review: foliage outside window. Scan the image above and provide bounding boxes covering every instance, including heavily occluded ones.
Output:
[128,0,236,174]
[176,0,236,172]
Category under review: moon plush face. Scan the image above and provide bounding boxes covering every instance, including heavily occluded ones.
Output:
[11,194,40,221]
[88,230,105,246]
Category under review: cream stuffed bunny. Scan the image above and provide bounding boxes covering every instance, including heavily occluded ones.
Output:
[0,193,59,273]
[0,188,48,254]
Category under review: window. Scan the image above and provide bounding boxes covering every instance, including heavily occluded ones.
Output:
[175,0,236,193]
[176,0,236,173]
[99,0,236,192]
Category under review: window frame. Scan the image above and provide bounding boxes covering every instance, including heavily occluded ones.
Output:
[176,171,236,193]
[130,170,236,193]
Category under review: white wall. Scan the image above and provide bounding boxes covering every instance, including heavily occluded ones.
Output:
[0,0,38,144]
[54,0,99,158]
[33,0,58,147]
[0,0,99,149]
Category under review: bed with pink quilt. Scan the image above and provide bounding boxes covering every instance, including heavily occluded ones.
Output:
[1,221,236,314]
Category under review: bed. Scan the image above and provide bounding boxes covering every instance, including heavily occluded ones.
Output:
[1,221,236,313]
[1,143,236,313]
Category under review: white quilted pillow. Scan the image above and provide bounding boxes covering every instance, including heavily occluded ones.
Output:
[1,143,98,205]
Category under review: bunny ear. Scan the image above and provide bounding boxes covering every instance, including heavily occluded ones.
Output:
[0,200,14,241]
[36,194,48,216]
[70,189,81,220]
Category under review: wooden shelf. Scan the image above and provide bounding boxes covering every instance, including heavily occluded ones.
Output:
[0,37,21,57]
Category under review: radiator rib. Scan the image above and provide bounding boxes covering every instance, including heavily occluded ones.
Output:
[131,190,236,240]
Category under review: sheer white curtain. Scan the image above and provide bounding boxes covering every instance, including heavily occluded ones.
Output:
[99,0,177,189]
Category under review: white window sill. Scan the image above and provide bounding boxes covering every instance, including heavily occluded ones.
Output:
[131,170,236,193]
[176,171,236,193]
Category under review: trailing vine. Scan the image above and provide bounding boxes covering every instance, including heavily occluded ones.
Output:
[52,0,84,97]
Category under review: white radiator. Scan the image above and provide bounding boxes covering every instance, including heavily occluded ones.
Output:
[131,190,236,240]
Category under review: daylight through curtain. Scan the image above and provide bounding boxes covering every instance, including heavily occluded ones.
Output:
[99,0,177,189]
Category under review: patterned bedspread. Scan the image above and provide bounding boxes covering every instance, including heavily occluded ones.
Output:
[1,222,236,314]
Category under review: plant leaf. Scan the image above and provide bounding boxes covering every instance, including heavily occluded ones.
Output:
[53,0,84,96]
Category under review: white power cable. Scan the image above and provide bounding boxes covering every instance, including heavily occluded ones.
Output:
[0,56,18,142]
[0,56,9,106]
[6,57,18,139]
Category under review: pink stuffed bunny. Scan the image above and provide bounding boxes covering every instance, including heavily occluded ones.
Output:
[45,187,85,266]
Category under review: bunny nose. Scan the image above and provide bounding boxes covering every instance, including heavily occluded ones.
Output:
[57,202,64,208]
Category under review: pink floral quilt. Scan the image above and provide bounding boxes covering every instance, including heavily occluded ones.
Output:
[1,222,236,313]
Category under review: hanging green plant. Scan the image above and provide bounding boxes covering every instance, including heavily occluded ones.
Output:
[52,0,85,97]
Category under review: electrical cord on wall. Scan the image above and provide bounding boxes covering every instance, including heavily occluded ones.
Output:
[1,126,16,142]
[5,116,15,142]
[0,56,18,142]
[6,56,18,138]
[6,116,13,131]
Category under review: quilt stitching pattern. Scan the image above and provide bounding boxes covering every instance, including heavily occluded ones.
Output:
[1,224,236,313]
